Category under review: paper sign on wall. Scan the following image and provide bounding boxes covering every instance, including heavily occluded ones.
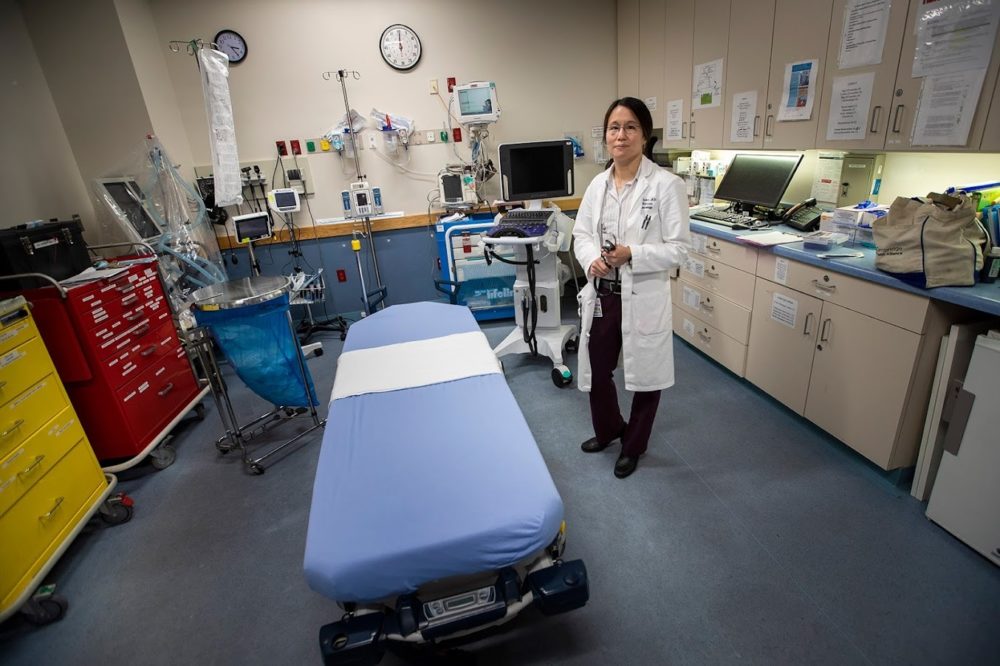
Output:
[826,72,875,141]
[770,292,798,328]
[911,68,987,146]
[777,60,819,121]
[644,96,658,111]
[839,0,890,70]
[666,99,684,140]
[730,91,758,143]
[913,0,1000,77]
[693,59,723,109]
[811,153,845,204]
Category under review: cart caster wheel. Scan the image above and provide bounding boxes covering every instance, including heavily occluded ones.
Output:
[194,402,207,420]
[314,348,324,357]
[565,337,579,353]
[249,463,265,475]
[340,333,347,341]
[499,359,505,374]
[100,494,134,525]
[551,366,572,388]
[22,591,68,626]
[149,444,176,470]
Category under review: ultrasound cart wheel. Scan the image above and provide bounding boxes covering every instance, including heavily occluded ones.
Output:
[551,366,572,388]
[565,336,579,353]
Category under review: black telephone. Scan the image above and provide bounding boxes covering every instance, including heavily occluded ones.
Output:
[780,198,823,231]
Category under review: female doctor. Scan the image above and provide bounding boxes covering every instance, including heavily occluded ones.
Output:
[572,97,690,479]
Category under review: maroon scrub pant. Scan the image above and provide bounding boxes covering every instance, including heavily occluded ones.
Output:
[588,287,661,457]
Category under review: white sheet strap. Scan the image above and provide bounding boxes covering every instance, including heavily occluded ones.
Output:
[330,331,501,401]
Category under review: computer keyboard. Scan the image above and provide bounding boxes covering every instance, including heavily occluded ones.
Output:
[485,210,553,238]
[690,208,756,229]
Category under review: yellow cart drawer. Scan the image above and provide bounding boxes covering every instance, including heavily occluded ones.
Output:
[0,374,70,462]
[0,408,83,517]
[0,440,105,610]
[0,337,57,404]
[0,308,37,357]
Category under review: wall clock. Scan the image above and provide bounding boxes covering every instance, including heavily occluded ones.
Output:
[214,29,247,64]
[379,24,421,71]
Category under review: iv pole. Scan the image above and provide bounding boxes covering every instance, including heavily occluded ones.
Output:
[326,69,386,314]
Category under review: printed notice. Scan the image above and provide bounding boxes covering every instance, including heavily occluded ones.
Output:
[683,318,696,337]
[644,96,658,111]
[811,153,845,204]
[826,72,876,140]
[839,0,890,69]
[682,285,702,310]
[778,60,819,121]
[770,292,798,328]
[913,0,1000,77]
[774,258,789,285]
[666,99,684,140]
[693,59,723,109]
[685,257,706,278]
[730,90,758,143]
[911,68,987,146]
[690,233,707,254]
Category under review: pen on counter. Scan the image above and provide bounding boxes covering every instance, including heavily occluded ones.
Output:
[817,252,865,259]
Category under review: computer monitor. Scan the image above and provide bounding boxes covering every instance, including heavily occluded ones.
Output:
[98,178,162,240]
[453,82,500,125]
[713,153,803,214]
[498,140,575,204]
[233,211,273,243]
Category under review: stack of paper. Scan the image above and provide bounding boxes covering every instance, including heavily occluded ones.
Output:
[736,231,803,247]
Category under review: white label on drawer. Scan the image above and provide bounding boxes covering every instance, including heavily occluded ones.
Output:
[125,391,137,402]
[48,418,74,437]
[94,314,109,324]
[82,294,95,303]
[0,350,24,370]
[138,381,150,393]
[690,234,707,255]
[123,363,137,376]
[0,322,28,344]
[1,448,25,470]
[155,367,166,377]
[33,238,59,250]
[11,380,45,407]
[771,292,798,328]
[0,477,12,494]
[684,257,705,278]
[682,285,702,310]
[160,336,171,346]
[683,318,696,337]
[774,258,789,285]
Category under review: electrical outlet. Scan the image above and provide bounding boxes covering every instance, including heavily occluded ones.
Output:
[429,78,438,94]
[426,131,436,143]
[368,133,377,150]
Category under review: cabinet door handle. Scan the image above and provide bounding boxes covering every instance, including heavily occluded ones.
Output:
[123,310,143,321]
[892,104,905,133]
[690,121,696,139]
[819,318,832,342]
[753,114,760,137]
[18,454,45,479]
[803,312,814,336]
[0,419,24,438]
[681,121,688,139]
[700,298,715,312]
[706,266,720,278]
[133,323,151,337]
[811,278,837,294]
[158,382,175,398]
[869,105,882,133]
[39,496,64,522]
[697,329,711,343]
[706,244,722,254]
[140,344,159,357]
[765,114,774,137]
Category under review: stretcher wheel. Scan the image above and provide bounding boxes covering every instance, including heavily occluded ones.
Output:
[22,593,68,626]
[551,366,572,388]
[249,463,265,475]
[149,444,177,470]
[194,402,207,420]
[565,337,579,353]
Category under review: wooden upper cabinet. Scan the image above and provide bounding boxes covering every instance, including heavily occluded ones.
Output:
[981,76,1000,152]
[722,0,776,150]
[885,0,1000,152]
[814,0,910,150]
[690,0,731,148]
[763,0,835,150]
[638,0,667,128]
[618,0,640,98]
[661,0,695,149]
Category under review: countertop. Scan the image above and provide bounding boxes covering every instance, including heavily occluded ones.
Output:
[689,218,1000,317]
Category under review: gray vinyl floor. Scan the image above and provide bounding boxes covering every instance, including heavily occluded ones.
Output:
[2,305,999,665]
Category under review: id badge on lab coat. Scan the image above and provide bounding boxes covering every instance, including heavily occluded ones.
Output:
[593,298,603,318]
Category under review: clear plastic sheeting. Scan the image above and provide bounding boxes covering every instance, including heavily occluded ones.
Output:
[194,292,319,408]
[198,48,243,206]
[93,136,227,314]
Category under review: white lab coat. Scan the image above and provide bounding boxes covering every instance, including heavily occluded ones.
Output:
[573,156,690,392]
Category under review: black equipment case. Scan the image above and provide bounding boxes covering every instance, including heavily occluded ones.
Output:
[0,216,91,288]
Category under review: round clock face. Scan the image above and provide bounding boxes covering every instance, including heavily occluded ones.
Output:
[379,24,421,71]
[214,30,247,64]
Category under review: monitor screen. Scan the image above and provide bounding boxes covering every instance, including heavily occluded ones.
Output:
[498,141,575,202]
[458,87,493,117]
[234,212,272,243]
[441,174,463,202]
[713,153,803,210]
[100,180,161,240]
[273,190,297,209]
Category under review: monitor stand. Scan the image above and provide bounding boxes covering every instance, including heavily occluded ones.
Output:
[490,199,577,387]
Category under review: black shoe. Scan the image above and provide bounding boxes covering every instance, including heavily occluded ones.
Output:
[614,455,638,478]
[580,426,626,453]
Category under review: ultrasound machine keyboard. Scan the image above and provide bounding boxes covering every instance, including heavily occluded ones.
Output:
[485,210,554,238]
[689,207,756,229]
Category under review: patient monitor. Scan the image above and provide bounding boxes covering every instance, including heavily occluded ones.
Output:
[452,82,500,125]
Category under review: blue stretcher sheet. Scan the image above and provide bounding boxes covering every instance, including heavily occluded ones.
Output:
[304,302,564,603]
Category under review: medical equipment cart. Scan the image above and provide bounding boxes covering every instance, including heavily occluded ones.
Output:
[434,214,516,321]
[0,296,133,627]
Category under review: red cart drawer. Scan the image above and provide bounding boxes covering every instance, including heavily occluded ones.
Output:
[117,345,198,445]
[101,321,178,389]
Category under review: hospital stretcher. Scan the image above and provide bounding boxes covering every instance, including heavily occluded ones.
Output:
[304,302,589,665]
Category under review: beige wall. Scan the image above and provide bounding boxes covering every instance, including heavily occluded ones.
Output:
[0,0,94,228]
[879,153,1000,203]
[149,0,618,218]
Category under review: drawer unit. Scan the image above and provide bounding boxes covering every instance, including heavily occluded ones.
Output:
[101,320,177,388]
[690,233,758,274]
[116,344,199,447]
[0,374,69,461]
[0,407,83,517]
[0,337,56,405]
[679,253,755,307]
[672,278,752,344]
[673,305,748,377]
[756,253,930,333]
[0,308,35,357]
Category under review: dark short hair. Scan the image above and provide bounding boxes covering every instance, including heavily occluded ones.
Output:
[602,97,653,142]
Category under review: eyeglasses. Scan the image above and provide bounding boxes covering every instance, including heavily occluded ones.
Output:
[606,123,641,136]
